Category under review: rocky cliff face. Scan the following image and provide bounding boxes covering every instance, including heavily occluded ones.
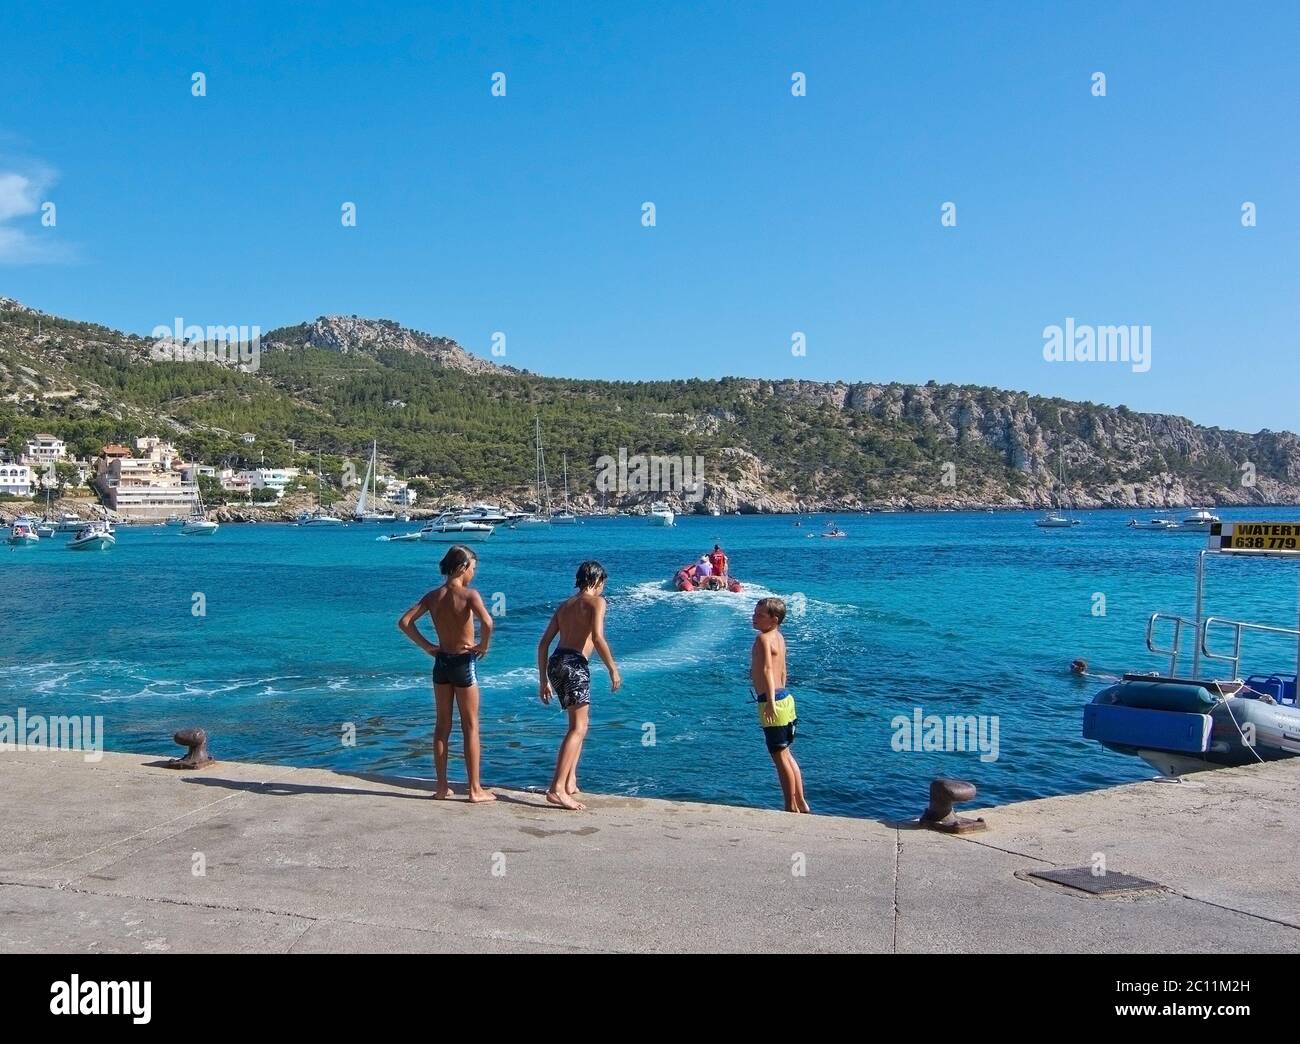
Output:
[263,316,501,375]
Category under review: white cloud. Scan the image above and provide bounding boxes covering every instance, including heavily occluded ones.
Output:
[0,165,71,263]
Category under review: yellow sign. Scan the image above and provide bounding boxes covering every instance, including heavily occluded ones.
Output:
[1215,522,1300,554]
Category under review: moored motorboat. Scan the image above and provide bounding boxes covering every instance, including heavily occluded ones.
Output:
[421,512,493,542]
[7,522,38,545]
[1083,519,1300,775]
[1128,516,1178,531]
[649,501,675,527]
[67,522,115,550]
[1180,509,1221,530]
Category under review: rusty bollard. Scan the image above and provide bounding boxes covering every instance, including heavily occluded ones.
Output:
[919,777,987,834]
[165,727,214,769]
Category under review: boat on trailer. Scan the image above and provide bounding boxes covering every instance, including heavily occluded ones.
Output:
[1083,519,1300,775]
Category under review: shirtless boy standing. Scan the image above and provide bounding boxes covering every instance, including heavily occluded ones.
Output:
[397,544,496,803]
[537,561,621,810]
[751,597,810,813]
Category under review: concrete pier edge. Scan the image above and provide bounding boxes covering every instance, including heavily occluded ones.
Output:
[3,748,1299,953]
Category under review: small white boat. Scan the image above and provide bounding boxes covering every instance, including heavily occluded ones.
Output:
[710,508,721,517]
[300,449,344,526]
[298,511,343,526]
[181,487,219,535]
[421,512,494,542]
[1036,449,1080,527]
[1128,517,1178,531]
[68,522,115,551]
[1035,513,1080,528]
[8,522,38,545]
[378,531,423,542]
[1181,509,1221,530]
[650,501,675,527]
[512,515,550,527]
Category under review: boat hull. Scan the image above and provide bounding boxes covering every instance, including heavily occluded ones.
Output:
[68,535,114,550]
[1084,676,1300,772]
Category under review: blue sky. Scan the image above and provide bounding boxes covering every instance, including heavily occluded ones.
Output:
[2,1,1296,431]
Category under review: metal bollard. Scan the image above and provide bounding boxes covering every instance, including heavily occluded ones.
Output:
[919,777,987,834]
[165,727,214,769]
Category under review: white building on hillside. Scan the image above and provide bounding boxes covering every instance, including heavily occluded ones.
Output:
[382,479,418,507]
[24,434,66,467]
[237,467,299,498]
[0,463,32,496]
[220,468,252,496]
[95,452,198,520]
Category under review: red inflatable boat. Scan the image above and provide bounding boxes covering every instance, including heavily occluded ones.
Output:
[673,563,742,592]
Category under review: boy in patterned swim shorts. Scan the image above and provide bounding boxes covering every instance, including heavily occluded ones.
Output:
[537,561,622,810]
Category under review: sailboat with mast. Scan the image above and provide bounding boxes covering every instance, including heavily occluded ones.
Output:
[181,478,219,535]
[297,451,344,526]
[553,454,578,523]
[353,441,396,523]
[514,418,553,526]
[1035,447,1081,528]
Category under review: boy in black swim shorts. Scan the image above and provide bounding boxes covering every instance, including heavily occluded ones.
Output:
[537,561,621,810]
[397,544,497,803]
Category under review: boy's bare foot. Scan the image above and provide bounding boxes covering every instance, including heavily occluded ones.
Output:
[566,783,581,795]
[433,785,455,800]
[547,790,586,811]
[796,798,812,813]
[467,788,498,803]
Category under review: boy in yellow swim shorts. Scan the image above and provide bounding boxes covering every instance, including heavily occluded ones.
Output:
[750,596,810,813]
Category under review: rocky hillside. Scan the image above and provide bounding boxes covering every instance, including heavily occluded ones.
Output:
[2,296,1298,512]
[263,315,503,375]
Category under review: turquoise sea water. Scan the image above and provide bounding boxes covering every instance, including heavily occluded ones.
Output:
[5,508,1300,820]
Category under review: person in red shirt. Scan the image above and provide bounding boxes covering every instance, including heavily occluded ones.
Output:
[709,544,728,580]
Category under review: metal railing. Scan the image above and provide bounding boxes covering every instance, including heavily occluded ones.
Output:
[1201,616,1300,679]
[1146,612,1192,676]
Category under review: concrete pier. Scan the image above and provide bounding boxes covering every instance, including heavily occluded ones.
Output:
[3,749,1299,953]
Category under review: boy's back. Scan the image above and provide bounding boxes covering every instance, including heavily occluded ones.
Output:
[553,591,602,655]
[424,584,478,652]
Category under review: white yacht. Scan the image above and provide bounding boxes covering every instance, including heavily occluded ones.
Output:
[1034,449,1081,528]
[513,419,555,527]
[67,521,115,550]
[420,512,494,542]
[1035,512,1080,529]
[354,441,396,523]
[454,503,509,525]
[181,484,219,535]
[650,501,675,527]
[299,450,345,526]
[552,456,578,523]
[1181,509,1221,530]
